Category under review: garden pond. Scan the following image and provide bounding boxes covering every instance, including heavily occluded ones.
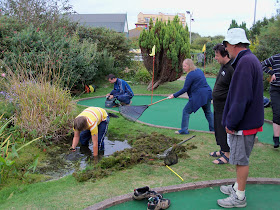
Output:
[36,137,132,181]
[35,132,197,182]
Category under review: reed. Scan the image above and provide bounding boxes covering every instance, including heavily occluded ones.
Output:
[0,58,77,141]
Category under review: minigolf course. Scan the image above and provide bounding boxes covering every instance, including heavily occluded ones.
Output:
[79,77,276,209]
[78,95,273,145]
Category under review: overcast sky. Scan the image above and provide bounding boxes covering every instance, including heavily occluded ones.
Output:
[69,0,279,37]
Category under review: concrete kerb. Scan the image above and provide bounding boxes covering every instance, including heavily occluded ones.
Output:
[84,178,280,210]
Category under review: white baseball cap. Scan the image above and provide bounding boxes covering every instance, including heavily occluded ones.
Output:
[223,28,250,45]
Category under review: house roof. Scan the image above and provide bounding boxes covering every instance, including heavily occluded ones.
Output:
[128,27,144,38]
[69,14,128,33]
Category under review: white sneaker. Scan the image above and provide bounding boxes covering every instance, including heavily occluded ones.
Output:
[217,192,247,208]
[220,184,235,195]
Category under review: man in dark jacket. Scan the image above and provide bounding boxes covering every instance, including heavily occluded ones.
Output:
[217,28,264,208]
[106,74,134,105]
[210,44,234,165]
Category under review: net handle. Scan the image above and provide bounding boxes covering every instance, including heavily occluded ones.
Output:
[148,97,169,106]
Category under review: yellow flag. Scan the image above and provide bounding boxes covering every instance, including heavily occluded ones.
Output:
[202,44,206,53]
[149,45,156,56]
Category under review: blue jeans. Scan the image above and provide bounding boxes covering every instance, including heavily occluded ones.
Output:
[79,117,110,150]
[111,90,132,104]
[179,99,214,134]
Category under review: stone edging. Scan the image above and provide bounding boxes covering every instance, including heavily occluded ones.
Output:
[85,178,280,210]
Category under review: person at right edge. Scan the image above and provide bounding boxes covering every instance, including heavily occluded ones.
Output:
[217,28,264,208]
[261,53,280,148]
[210,44,234,165]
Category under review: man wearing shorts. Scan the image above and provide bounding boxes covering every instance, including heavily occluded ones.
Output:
[217,28,264,208]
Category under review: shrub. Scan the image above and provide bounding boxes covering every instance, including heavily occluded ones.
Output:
[253,17,280,61]
[204,61,220,76]
[263,73,271,91]
[134,68,152,84]
[76,26,132,70]
[1,24,101,91]
[1,59,77,141]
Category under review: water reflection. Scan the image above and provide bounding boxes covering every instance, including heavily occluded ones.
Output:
[62,137,131,176]
[104,138,132,157]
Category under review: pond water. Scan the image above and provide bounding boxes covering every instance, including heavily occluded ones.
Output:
[43,137,131,180]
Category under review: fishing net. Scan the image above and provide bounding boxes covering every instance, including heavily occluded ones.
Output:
[164,150,178,166]
[119,105,149,122]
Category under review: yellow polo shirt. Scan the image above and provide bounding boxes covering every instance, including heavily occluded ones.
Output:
[76,107,108,135]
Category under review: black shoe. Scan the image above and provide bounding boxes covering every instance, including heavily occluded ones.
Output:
[147,195,170,210]
[133,186,162,200]
[273,136,279,148]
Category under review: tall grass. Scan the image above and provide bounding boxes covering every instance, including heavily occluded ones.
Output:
[0,58,77,141]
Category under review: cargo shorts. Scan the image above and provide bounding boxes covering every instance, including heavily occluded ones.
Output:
[227,133,256,166]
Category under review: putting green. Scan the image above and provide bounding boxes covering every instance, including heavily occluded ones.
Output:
[106,184,280,210]
[77,95,273,145]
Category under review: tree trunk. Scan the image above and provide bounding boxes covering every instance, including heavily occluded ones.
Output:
[147,79,161,91]
[141,48,183,91]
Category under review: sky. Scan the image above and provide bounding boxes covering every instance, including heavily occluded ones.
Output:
[69,0,279,37]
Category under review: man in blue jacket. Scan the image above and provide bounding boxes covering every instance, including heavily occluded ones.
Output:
[106,74,134,105]
[217,28,264,208]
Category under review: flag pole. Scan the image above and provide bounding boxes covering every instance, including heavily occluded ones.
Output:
[149,45,156,104]
[202,44,206,73]
[204,51,206,72]
[151,55,155,104]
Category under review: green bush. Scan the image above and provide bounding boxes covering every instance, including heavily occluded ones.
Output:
[205,41,220,64]
[76,26,132,70]
[134,68,152,84]
[253,17,280,61]
[1,23,101,90]
[94,49,115,79]
[204,61,220,76]
[263,73,270,91]
[1,15,132,91]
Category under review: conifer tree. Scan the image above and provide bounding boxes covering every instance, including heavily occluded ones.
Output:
[139,16,190,90]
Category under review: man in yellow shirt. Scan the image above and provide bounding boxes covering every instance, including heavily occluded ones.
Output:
[70,107,109,157]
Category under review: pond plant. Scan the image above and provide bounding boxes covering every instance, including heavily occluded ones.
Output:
[0,114,41,184]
